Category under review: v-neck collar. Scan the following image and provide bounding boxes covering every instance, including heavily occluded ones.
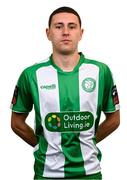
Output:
[50,52,85,74]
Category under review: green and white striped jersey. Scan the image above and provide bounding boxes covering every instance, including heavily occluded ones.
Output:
[11,53,120,178]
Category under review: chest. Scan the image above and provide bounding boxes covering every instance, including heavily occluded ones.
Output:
[35,65,101,112]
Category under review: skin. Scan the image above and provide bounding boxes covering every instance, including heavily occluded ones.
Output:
[96,111,120,143]
[11,12,120,147]
[46,12,84,71]
[11,112,37,147]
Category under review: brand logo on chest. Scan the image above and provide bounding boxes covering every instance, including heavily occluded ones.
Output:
[40,84,56,90]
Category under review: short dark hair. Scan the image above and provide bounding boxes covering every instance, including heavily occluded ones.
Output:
[48,6,82,28]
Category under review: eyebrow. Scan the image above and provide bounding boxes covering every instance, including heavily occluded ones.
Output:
[54,22,78,26]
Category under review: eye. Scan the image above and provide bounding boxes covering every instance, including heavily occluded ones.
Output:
[55,25,63,29]
[69,24,77,29]
[56,26,61,29]
[70,26,75,29]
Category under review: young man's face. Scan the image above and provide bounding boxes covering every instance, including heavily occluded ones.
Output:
[46,12,83,55]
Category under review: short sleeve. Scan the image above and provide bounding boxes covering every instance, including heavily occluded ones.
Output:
[102,66,120,113]
[11,69,33,113]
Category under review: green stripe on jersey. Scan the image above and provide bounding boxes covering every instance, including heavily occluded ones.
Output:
[34,135,48,178]
[58,71,86,178]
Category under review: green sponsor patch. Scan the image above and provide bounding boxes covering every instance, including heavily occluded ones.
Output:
[45,111,94,132]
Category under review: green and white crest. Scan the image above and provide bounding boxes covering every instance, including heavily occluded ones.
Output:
[82,78,96,92]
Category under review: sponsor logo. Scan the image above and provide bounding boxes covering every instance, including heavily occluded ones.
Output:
[47,114,61,130]
[45,111,94,132]
[82,78,96,92]
[40,84,56,90]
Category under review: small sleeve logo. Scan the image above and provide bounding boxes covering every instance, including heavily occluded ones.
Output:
[11,85,19,105]
[112,85,119,105]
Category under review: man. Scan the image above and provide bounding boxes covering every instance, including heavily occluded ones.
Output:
[11,6,120,179]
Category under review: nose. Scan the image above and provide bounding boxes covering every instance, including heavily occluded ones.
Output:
[62,27,69,36]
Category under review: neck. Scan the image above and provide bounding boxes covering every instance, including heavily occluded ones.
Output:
[52,51,80,72]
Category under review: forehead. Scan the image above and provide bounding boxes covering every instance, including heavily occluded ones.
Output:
[51,12,80,25]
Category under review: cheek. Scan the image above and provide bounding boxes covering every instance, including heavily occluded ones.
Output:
[77,32,82,40]
[51,33,61,43]
[50,37,60,47]
[73,34,82,43]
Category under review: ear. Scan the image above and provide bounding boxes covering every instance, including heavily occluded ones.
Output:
[46,28,51,41]
[79,28,84,41]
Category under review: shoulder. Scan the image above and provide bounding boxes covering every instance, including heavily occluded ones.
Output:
[84,57,112,75]
[85,57,109,69]
[81,53,110,70]
[21,57,51,76]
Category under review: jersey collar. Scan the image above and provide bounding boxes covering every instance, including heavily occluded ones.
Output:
[50,52,85,73]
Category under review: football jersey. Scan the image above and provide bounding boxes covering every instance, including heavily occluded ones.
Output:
[11,53,120,178]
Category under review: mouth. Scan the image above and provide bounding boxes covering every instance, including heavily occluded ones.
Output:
[61,39,72,43]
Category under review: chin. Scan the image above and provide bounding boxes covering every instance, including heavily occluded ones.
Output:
[59,49,75,55]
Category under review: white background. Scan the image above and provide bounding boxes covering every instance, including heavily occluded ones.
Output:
[0,0,126,179]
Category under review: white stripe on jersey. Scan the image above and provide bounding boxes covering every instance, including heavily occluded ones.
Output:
[36,66,65,178]
[79,63,101,175]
